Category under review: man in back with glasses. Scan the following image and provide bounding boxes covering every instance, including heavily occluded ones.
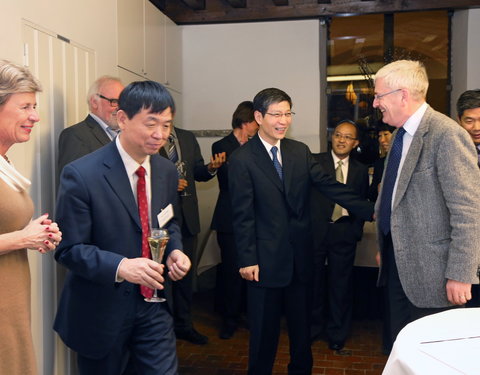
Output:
[310,120,369,351]
[58,75,124,174]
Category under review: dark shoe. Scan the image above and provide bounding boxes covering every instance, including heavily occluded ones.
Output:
[175,328,208,345]
[219,322,237,339]
[329,342,344,351]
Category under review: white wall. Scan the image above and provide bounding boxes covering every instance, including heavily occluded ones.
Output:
[451,8,480,117]
[0,1,118,374]
[181,20,321,265]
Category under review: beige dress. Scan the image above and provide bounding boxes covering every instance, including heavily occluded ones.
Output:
[0,178,37,375]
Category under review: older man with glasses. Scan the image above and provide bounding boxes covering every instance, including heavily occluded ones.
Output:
[373,60,480,352]
[310,120,369,351]
[58,75,124,174]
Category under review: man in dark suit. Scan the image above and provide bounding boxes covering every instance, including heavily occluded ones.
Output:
[159,126,225,345]
[211,101,258,339]
[456,89,480,308]
[229,88,374,375]
[58,75,124,174]
[310,120,369,351]
[457,89,480,166]
[54,81,191,375]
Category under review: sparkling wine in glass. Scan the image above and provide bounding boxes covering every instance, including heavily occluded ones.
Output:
[145,228,169,303]
[175,161,190,197]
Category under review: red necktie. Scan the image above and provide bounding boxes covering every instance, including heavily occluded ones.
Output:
[136,166,153,298]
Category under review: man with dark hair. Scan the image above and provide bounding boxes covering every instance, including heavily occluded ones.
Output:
[211,101,258,339]
[58,76,124,174]
[229,88,373,374]
[159,124,225,345]
[54,81,190,375]
[310,120,369,351]
[457,89,480,166]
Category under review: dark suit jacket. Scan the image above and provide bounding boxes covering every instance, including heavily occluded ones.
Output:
[57,114,111,174]
[210,132,240,234]
[310,152,369,248]
[54,141,182,359]
[368,156,385,202]
[228,134,373,288]
[160,127,214,237]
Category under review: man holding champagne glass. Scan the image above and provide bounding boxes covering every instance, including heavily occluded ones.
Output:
[54,81,190,375]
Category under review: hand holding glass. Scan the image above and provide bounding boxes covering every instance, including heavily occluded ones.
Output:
[175,161,190,197]
[145,228,169,303]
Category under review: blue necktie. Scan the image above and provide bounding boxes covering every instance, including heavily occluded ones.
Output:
[379,127,406,235]
[271,146,283,181]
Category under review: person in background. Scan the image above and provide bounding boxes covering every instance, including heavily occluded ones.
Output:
[54,81,190,375]
[229,87,373,374]
[456,89,480,308]
[211,100,258,339]
[368,122,395,202]
[159,125,225,345]
[373,60,480,349]
[457,89,480,166]
[58,75,124,173]
[0,59,62,375]
[310,120,369,351]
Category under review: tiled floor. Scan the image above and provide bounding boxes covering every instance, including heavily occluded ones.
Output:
[177,291,388,375]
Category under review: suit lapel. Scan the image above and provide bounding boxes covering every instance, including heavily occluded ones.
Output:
[86,115,111,146]
[251,135,284,191]
[150,156,168,227]
[102,143,141,229]
[346,158,358,185]
[393,109,430,210]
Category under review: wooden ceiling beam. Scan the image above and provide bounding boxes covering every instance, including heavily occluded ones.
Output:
[159,0,480,24]
[225,0,247,8]
[181,0,205,11]
[272,0,289,5]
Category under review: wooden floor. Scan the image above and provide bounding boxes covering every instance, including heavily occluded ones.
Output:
[176,291,388,375]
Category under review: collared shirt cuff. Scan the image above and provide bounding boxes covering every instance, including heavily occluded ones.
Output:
[115,257,127,283]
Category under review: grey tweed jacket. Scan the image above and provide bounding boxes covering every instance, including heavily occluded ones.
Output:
[376,106,480,308]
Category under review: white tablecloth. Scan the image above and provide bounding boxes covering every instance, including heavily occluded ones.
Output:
[383,308,480,375]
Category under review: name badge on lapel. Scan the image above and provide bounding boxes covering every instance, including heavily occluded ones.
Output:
[157,203,174,228]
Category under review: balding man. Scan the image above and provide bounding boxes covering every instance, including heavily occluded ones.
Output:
[58,75,124,174]
[310,120,369,351]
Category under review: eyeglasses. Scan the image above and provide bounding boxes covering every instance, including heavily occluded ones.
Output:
[374,88,402,101]
[333,132,357,142]
[97,93,119,107]
[265,111,295,119]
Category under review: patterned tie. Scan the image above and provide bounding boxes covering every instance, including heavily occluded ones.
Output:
[379,127,406,235]
[135,166,153,299]
[167,135,179,163]
[271,146,283,180]
[331,160,344,222]
[106,127,119,140]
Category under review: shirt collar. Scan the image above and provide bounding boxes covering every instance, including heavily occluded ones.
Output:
[402,102,429,137]
[89,112,111,132]
[331,150,349,167]
[258,134,281,154]
[115,136,151,177]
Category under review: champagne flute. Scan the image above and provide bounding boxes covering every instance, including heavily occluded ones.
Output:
[144,228,169,303]
[175,161,190,197]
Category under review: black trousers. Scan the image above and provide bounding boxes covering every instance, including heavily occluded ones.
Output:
[383,233,458,348]
[311,221,358,344]
[215,232,245,324]
[171,233,197,331]
[247,275,313,375]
